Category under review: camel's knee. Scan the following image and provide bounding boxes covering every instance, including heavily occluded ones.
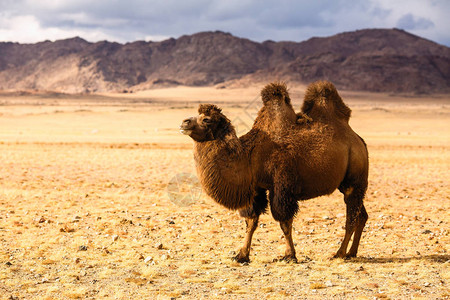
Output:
[244,217,259,231]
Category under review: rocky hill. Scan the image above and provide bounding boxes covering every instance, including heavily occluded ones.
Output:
[0,28,449,93]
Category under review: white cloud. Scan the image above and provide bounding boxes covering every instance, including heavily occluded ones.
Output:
[0,13,118,43]
[0,0,448,45]
[370,0,450,44]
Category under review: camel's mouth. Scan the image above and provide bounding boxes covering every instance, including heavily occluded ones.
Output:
[180,129,192,135]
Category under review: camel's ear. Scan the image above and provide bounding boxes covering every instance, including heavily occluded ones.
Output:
[198,104,222,116]
[261,82,290,105]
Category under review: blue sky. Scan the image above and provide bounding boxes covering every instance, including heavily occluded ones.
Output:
[0,0,449,46]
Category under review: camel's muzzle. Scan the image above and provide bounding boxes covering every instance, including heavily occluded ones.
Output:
[180,117,195,135]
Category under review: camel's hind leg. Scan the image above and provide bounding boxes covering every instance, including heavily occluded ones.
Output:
[334,187,368,258]
[346,204,368,257]
[233,188,268,263]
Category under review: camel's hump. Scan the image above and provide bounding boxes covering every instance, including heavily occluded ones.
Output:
[302,81,351,121]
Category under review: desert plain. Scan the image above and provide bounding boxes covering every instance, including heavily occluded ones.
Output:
[0,85,449,299]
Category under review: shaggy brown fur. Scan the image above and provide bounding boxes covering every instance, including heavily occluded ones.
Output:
[302,80,352,122]
[180,81,369,263]
[256,82,311,139]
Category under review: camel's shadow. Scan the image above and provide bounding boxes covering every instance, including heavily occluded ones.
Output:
[345,254,450,264]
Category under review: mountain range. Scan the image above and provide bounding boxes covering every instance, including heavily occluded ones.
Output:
[0,28,449,94]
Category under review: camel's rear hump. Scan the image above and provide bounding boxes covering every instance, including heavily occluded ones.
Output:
[301,81,351,122]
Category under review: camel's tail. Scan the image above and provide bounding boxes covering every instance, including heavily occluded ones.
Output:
[301,81,351,122]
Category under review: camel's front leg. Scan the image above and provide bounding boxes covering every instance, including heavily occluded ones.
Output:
[233,188,268,263]
[269,181,298,263]
[233,216,259,263]
[279,218,297,263]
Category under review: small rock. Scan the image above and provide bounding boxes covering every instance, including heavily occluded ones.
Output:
[424,282,431,287]
[74,258,81,264]
[78,245,88,251]
[38,217,46,223]
[112,234,119,241]
[356,266,365,272]
[156,243,163,250]
[299,256,312,263]
[422,230,432,234]
[120,218,133,225]
[5,262,12,266]
[325,280,333,287]
[161,254,169,260]
[322,216,331,220]
[144,256,153,263]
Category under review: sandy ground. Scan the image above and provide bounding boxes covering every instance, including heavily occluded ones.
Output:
[0,87,449,299]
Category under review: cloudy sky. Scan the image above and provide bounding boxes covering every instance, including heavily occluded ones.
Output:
[0,0,449,46]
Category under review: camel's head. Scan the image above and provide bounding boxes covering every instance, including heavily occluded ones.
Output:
[260,82,292,107]
[180,104,233,142]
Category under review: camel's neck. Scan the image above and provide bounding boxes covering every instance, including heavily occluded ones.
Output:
[193,134,254,210]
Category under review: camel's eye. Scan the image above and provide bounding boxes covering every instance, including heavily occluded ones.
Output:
[202,117,212,125]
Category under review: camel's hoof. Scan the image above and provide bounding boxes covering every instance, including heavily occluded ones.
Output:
[274,255,298,264]
[232,254,250,264]
[332,252,356,260]
[332,252,346,259]
[344,253,357,260]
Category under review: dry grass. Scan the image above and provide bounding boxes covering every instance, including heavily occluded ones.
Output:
[0,87,449,299]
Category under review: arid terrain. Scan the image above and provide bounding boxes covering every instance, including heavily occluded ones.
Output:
[0,86,449,299]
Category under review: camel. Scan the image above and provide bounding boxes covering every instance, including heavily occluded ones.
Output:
[180,81,369,263]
